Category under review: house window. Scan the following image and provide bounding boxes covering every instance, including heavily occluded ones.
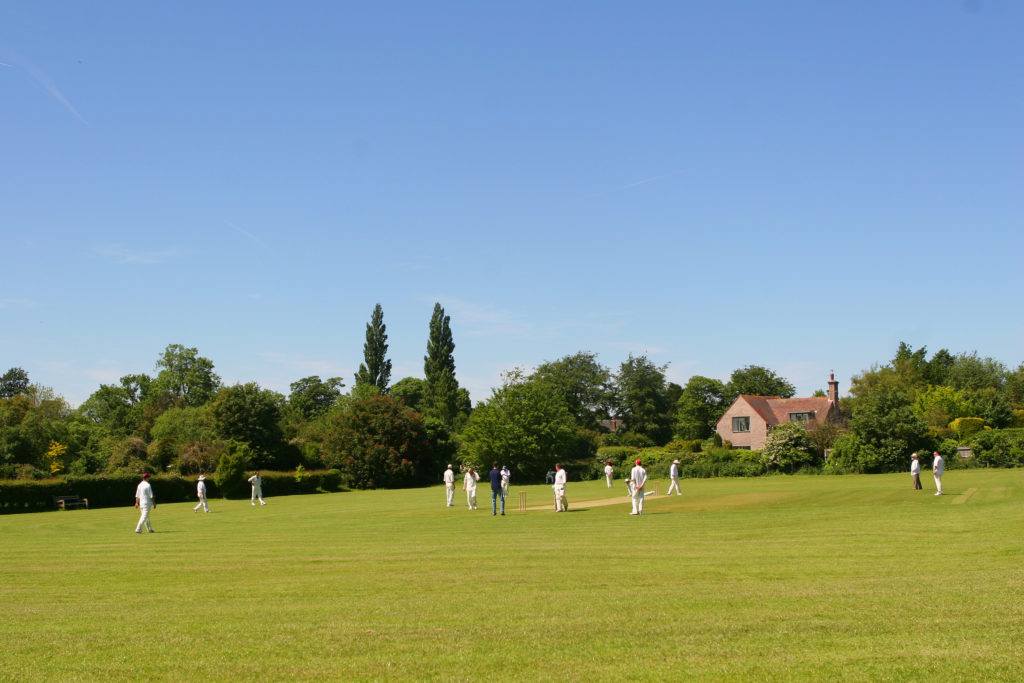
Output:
[732,417,750,433]
[789,411,814,426]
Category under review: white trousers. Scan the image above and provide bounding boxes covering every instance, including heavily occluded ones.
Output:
[466,489,477,509]
[666,477,681,495]
[194,496,209,512]
[606,474,613,488]
[631,488,645,514]
[445,484,455,506]
[934,474,943,494]
[136,505,153,532]
[252,487,265,505]
[553,485,567,511]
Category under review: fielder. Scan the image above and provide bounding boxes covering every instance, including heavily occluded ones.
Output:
[629,459,647,515]
[134,472,155,533]
[248,471,266,506]
[604,461,614,488]
[553,463,568,512]
[463,467,480,510]
[193,474,210,513]
[444,464,456,507]
[666,459,682,496]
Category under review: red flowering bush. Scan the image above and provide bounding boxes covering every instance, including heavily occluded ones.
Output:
[320,395,433,489]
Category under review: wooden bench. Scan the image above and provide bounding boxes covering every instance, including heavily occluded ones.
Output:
[53,495,89,510]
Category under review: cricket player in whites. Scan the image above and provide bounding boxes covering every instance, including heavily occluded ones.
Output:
[666,459,682,496]
[444,464,455,507]
[193,474,210,512]
[629,459,647,515]
[604,461,614,488]
[248,471,266,506]
[553,463,568,512]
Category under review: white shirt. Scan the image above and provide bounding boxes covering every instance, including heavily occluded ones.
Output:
[500,468,510,484]
[136,480,154,507]
[197,480,207,497]
[630,465,647,491]
[248,475,262,489]
[670,463,679,479]
[604,465,614,477]
[444,469,455,485]
[910,459,920,475]
[554,469,567,486]
[464,471,479,491]
[933,455,944,475]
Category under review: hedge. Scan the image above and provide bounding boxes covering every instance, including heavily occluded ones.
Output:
[0,470,344,514]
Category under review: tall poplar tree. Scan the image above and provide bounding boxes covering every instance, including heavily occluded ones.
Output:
[354,303,392,394]
[424,303,460,426]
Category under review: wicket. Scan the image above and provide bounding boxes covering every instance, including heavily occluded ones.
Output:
[518,491,526,511]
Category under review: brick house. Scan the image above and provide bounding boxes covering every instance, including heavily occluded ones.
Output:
[715,374,842,450]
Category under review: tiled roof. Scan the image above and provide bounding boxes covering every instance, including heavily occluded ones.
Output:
[736,395,835,426]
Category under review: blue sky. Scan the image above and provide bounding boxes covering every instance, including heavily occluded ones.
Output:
[2,1,1021,407]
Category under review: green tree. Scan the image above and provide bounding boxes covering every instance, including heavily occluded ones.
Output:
[848,389,929,473]
[78,374,153,438]
[423,303,462,427]
[1006,363,1024,409]
[391,377,427,413]
[911,385,974,428]
[531,351,613,428]
[674,376,727,440]
[726,365,796,401]
[946,352,1007,391]
[354,304,392,395]
[151,344,221,406]
[460,373,577,481]
[614,355,672,446]
[209,383,289,469]
[214,443,253,498]
[968,388,1013,428]
[320,395,433,489]
[0,367,30,399]
[288,376,344,420]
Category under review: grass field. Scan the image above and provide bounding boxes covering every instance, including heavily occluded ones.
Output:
[2,469,1023,681]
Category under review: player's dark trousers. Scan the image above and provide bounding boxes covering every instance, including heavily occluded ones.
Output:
[913,474,922,490]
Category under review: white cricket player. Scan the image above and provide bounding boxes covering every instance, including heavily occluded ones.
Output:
[463,467,480,509]
[553,463,568,512]
[666,459,682,496]
[193,474,210,512]
[444,464,456,507]
[629,459,647,515]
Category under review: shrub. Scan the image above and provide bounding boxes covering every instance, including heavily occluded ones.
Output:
[321,396,433,489]
[665,439,702,454]
[214,443,253,498]
[761,423,819,473]
[950,417,985,442]
[968,428,1024,468]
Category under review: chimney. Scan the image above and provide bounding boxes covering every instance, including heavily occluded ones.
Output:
[827,372,839,405]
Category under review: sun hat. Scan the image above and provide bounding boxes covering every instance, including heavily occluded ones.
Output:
[635,459,642,464]
[142,472,150,478]
[673,460,680,464]
[198,475,206,481]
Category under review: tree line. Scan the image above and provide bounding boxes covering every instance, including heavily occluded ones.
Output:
[3,311,1023,487]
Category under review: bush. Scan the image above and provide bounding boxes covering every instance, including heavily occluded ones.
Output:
[968,428,1024,468]
[665,439,702,454]
[321,396,434,489]
[950,417,985,442]
[0,468,343,514]
[761,423,819,473]
[675,449,767,478]
[596,446,640,467]
[214,443,253,498]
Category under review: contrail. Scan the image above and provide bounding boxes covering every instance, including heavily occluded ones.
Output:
[5,51,87,124]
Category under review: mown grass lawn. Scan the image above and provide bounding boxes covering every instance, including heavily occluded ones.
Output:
[2,469,1022,681]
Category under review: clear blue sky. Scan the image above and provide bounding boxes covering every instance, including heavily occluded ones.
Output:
[2,1,1021,407]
